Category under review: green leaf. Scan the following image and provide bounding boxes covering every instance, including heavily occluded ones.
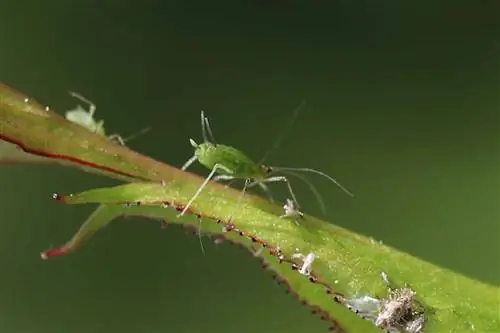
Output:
[2,82,498,332]
[49,182,498,332]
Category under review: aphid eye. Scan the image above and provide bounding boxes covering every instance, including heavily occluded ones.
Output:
[262,165,273,174]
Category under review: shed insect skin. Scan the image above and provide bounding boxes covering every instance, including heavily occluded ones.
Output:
[376,287,416,329]
[178,110,354,218]
[280,198,304,224]
[378,271,429,333]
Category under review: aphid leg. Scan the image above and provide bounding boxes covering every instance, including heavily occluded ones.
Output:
[93,119,105,134]
[213,175,236,190]
[107,133,126,146]
[279,170,327,215]
[255,176,300,210]
[213,174,234,182]
[181,155,198,171]
[106,127,151,146]
[247,181,276,205]
[121,127,151,143]
[68,91,96,117]
[197,216,206,256]
[262,183,277,204]
[178,163,233,217]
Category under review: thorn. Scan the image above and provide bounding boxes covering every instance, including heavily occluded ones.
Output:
[40,247,66,259]
[52,193,64,201]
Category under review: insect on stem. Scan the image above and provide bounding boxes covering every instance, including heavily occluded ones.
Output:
[65,91,150,146]
[178,107,354,254]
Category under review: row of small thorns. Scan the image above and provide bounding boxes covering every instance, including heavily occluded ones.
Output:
[112,198,428,333]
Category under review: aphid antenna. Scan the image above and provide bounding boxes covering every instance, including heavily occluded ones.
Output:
[269,166,354,198]
[181,111,215,171]
[200,110,217,144]
[247,176,300,211]
[68,91,96,116]
[120,126,152,143]
[257,99,307,166]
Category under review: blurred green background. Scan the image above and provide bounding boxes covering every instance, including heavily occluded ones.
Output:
[0,1,498,332]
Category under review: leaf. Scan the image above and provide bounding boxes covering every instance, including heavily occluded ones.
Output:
[1,82,498,332]
[47,182,499,332]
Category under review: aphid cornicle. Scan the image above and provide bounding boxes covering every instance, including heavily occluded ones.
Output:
[178,110,354,218]
[65,91,149,146]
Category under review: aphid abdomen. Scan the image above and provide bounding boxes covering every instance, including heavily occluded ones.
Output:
[66,107,95,128]
[65,107,106,136]
[195,143,261,178]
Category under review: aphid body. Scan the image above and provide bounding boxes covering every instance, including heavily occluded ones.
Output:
[192,140,269,180]
[66,92,107,136]
[65,91,149,146]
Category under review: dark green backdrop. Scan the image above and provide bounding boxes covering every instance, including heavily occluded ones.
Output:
[0,1,498,332]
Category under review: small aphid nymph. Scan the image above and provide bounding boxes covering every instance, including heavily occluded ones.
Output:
[65,91,149,146]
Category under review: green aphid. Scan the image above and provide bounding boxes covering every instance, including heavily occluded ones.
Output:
[178,109,354,218]
[65,91,149,146]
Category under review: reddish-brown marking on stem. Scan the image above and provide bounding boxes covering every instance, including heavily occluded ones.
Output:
[0,133,150,181]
